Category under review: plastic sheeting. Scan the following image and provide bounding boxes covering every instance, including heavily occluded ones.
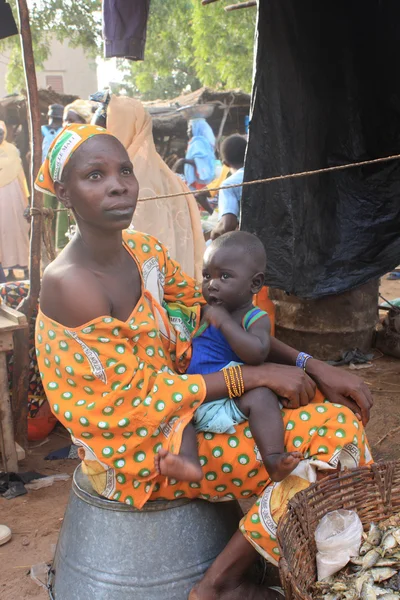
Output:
[242,0,400,298]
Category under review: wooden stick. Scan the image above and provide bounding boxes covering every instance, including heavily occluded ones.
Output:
[376,425,400,446]
[0,353,18,472]
[202,0,220,4]
[13,0,43,448]
[225,1,257,11]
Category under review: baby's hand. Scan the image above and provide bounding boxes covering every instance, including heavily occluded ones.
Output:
[204,305,231,329]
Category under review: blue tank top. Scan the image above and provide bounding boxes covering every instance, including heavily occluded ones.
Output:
[186,306,267,375]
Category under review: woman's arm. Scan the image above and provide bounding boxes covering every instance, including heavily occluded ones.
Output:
[202,363,316,406]
[268,337,373,425]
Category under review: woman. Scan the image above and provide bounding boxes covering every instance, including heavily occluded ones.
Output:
[173,118,216,192]
[0,121,30,280]
[94,94,205,280]
[35,125,373,600]
[63,100,94,126]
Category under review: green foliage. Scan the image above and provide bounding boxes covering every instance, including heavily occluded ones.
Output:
[1,0,255,98]
[125,0,256,100]
[0,0,101,93]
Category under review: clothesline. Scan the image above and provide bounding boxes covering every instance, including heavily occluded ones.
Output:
[30,150,400,215]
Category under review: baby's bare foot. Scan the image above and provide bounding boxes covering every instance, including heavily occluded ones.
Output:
[264,451,303,482]
[155,448,203,482]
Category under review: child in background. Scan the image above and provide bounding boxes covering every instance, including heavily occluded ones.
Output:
[155,231,302,483]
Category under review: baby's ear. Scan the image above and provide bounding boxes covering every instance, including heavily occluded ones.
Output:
[251,272,265,294]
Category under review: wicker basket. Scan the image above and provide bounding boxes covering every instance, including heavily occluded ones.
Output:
[277,460,400,600]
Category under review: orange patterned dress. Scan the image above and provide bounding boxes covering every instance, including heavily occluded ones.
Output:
[36,230,372,565]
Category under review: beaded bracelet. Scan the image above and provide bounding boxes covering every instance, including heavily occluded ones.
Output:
[223,365,245,398]
[296,352,313,371]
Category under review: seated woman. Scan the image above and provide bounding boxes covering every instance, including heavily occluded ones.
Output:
[35,124,373,600]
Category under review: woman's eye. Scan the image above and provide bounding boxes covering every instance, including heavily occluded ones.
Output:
[122,167,133,176]
[88,172,101,180]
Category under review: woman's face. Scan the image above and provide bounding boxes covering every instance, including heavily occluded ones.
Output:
[63,110,86,127]
[55,135,139,231]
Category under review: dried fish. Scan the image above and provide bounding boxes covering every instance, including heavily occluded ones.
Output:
[368,524,383,546]
[370,568,398,583]
[392,530,400,546]
[362,549,385,570]
[361,582,378,600]
[382,533,398,554]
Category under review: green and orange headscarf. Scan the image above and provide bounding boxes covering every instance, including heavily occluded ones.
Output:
[35,123,109,197]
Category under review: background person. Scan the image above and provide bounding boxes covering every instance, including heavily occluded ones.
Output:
[211,134,247,240]
[0,121,30,280]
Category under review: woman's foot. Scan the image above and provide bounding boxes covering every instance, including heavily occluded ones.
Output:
[264,451,303,482]
[154,448,203,482]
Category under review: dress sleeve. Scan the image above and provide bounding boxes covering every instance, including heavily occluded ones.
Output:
[162,243,206,309]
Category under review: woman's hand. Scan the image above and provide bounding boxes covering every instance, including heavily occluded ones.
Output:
[306,359,373,426]
[258,364,316,408]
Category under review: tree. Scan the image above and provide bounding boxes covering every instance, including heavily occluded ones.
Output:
[1,0,256,99]
[0,0,101,93]
[124,0,256,100]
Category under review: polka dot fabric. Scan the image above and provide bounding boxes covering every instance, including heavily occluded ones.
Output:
[36,230,206,509]
[150,393,372,564]
[36,229,373,565]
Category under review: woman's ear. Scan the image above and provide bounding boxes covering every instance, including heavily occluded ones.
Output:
[251,272,265,294]
[54,181,72,209]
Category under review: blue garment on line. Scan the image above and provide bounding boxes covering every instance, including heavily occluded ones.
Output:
[187,307,267,434]
[184,118,216,188]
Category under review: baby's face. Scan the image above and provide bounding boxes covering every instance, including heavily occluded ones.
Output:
[202,245,255,312]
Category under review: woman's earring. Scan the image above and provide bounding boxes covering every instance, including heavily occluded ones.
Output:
[66,208,76,241]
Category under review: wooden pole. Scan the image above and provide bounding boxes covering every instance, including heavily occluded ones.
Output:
[12,0,43,447]
[225,1,257,11]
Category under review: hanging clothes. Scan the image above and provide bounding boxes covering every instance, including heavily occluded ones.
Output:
[0,1,18,41]
[103,0,151,60]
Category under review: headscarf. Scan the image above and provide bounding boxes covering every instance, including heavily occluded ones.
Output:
[63,100,94,124]
[184,118,216,188]
[107,95,205,280]
[0,121,24,189]
[35,123,108,196]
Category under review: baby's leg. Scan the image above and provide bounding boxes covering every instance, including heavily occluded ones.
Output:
[155,422,203,482]
[236,388,302,482]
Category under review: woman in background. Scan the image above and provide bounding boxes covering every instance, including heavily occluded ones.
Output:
[173,118,216,192]
[0,121,30,280]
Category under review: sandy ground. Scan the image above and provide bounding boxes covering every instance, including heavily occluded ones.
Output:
[0,276,399,600]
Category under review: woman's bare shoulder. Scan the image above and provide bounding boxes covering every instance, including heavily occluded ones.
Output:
[40,256,109,328]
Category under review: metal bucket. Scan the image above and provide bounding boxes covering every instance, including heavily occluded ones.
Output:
[270,280,379,360]
[49,465,243,600]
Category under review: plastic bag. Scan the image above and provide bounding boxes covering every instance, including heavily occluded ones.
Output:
[315,509,363,580]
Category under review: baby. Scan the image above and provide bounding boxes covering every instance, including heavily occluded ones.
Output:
[155,231,302,483]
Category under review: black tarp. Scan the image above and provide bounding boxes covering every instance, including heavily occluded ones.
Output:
[242,0,400,298]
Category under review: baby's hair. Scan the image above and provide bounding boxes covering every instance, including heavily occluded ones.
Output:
[211,231,266,273]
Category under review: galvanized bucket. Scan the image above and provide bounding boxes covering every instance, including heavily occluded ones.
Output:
[49,465,243,600]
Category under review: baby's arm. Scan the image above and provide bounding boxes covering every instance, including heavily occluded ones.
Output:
[204,305,271,365]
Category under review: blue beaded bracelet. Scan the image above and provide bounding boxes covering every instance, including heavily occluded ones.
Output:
[296,352,313,371]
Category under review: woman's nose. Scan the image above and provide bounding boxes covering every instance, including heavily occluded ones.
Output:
[109,176,127,195]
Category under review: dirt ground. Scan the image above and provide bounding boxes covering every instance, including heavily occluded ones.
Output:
[1,276,399,600]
